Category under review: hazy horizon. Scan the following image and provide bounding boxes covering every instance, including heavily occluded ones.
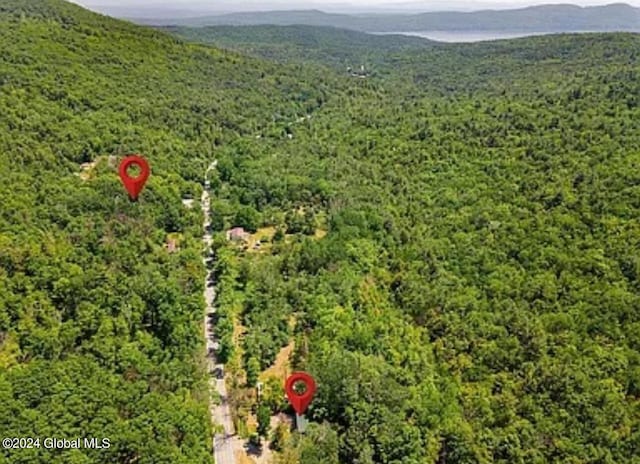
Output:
[69,0,640,16]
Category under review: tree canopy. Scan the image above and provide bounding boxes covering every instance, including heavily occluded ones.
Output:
[1,1,640,463]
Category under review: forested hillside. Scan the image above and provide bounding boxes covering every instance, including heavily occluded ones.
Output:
[164,25,434,71]
[0,1,330,462]
[2,1,640,464]
[205,31,640,464]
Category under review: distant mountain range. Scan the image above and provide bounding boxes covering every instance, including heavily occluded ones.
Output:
[131,3,640,32]
[80,1,525,16]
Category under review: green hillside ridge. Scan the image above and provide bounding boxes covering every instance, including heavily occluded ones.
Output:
[163,25,435,72]
[206,28,640,464]
[0,1,334,463]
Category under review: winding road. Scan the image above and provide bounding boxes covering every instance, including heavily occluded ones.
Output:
[202,161,238,464]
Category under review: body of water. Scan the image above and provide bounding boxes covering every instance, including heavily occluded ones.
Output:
[383,30,596,43]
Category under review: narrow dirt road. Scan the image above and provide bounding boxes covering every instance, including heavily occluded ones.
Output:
[202,161,238,464]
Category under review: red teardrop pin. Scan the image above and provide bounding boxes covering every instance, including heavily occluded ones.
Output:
[119,155,150,201]
[285,372,317,416]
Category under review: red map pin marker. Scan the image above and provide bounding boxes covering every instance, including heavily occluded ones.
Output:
[119,155,150,201]
[285,372,316,415]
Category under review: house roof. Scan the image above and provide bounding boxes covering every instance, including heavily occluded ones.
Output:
[227,227,249,241]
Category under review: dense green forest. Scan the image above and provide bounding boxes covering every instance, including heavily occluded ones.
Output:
[201,28,640,464]
[1,1,640,463]
[164,25,434,72]
[0,1,328,462]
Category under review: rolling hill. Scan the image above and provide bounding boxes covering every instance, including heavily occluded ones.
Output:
[0,0,334,462]
[1,0,640,463]
[163,25,435,71]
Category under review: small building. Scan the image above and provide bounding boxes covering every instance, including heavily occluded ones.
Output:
[226,227,249,243]
[182,198,195,209]
[349,64,369,79]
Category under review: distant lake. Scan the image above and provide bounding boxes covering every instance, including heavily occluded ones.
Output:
[381,30,596,43]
